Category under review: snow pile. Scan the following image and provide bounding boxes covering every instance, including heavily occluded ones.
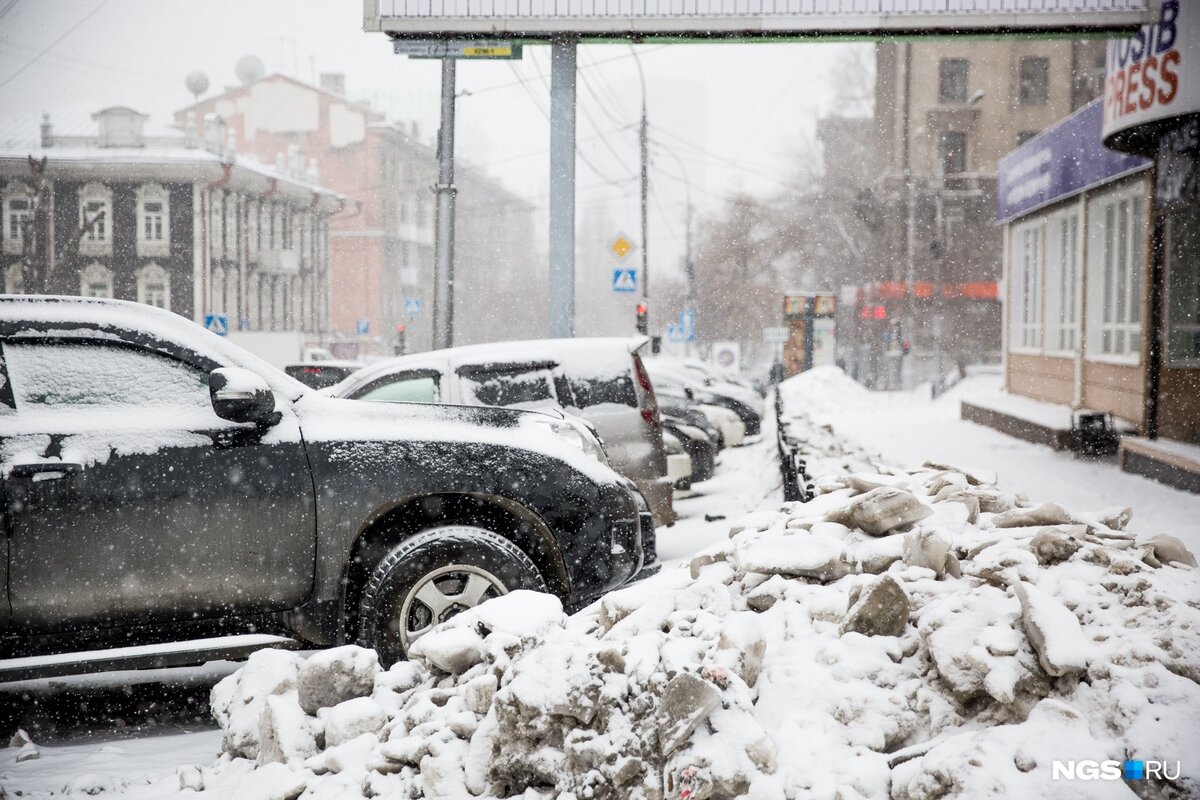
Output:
[199,415,1199,799]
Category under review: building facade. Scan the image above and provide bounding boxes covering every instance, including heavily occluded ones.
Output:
[177,73,541,356]
[0,106,345,364]
[855,37,1107,387]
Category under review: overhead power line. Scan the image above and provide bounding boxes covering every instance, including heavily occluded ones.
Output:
[0,0,113,90]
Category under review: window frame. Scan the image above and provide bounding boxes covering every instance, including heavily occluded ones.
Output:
[1009,218,1044,355]
[136,261,171,309]
[77,182,113,256]
[938,58,969,104]
[3,182,34,256]
[1043,206,1082,356]
[1163,204,1200,368]
[1085,182,1145,366]
[79,261,113,299]
[1019,56,1050,106]
[938,131,967,176]
[4,261,27,294]
[135,183,170,258]
[351,369,442,404]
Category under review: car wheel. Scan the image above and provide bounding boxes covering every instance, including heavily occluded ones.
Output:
[357,525,546,665]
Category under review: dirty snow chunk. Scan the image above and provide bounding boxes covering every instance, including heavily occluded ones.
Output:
[831,486,933,536]
[324,696,388,748]
[467,589,565,638]
[991,502,1071,529]
[258,692,319,765]
[1140,533,1198,568]
[62,773,114,795]
[1013,581,1090,677]
[408,626,485,674]
[211,647,304,759]
[902,529,952,577]
[1030,527,1082,565]
[841,575,910,637]
[232,761,307,800]
[733,530,850,582]
[463,673,499,715]
[657,672,723,756]
[715,614,767,687]
[177,764,205,791]
[297,645,379,714]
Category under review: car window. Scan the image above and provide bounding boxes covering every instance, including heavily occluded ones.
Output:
[461,367,555,408]
[562,373,637,409]
[357,374,439,403]
[4,341,210,411]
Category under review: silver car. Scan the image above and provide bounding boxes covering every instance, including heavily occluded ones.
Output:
[329,337,677,527]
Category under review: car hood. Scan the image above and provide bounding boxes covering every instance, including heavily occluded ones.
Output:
[292,393,617,482]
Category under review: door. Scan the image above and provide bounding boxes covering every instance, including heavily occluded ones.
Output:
[0,338,316,632]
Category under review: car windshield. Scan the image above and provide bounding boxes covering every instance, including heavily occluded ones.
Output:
[461,366,557,409]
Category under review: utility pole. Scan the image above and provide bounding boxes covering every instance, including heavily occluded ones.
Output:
[432,57,457,350]
[548,38,577,338]
[684,201,695,353]
[639,98,649,303]
[901,41,916,392]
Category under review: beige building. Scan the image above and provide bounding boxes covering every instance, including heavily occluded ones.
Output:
[856,38,1106,385]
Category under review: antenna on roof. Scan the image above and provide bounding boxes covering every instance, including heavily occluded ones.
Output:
[236,55,265,86]
[185,71,209,104]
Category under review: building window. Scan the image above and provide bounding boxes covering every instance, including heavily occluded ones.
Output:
[1086,185,1144,363]
[136,183,170,257]
[1010,219,1043,352]
[1019,57,1049,105]
[938,58,969,103]
[225,194,238,260]
[1017,131,1040,146]
[939,132,967,175]
[5,262,26,294]
[1165,205,1200,366]
[4,183,33,256]
[1044,208,1081,354]
[79,261,113,298]
[137,262,170,309]
[78,183,112,255]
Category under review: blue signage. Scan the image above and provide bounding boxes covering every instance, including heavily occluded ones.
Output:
[204,314,228,336]
[666,323,684,343]
[612,268,637,293]
[679,309,697,342]
[356,319,370,335]
[403,297,423,317]
[996,100,1150,224]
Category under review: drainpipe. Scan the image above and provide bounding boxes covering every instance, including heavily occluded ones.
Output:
[201,162,234,318]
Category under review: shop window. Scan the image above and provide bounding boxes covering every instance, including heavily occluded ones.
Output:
[1086,185,1143,363]
[1165,205,1200,366]
[79,261,113,298]
[137,262,170,309]
[1010,219,1043,352]
[136,184,170,257]
[1019,57,1049,105]
[3,183,33,256]
[1044,208,1081,354]
[78,183,112,256]
[938,59,969,103]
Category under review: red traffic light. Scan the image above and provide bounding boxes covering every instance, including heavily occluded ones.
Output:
[636,302,647,314]
[874,305,887,320]
[395,323,406,334]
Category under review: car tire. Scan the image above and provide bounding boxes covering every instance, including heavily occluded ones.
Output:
[357,525,546,665]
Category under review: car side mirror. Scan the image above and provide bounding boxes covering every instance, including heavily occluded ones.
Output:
[209,367,280,427]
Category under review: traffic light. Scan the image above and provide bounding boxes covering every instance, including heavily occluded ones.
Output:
[636,301,648,335]
[394,322,406,356]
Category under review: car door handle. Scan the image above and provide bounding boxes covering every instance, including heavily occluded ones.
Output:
[9,462,84,481]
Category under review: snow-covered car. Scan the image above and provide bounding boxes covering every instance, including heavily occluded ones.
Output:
[283,359,365,389]
[646,361,762,437]
[662,431,693,490]
[328,337,678,528]
[0,297,651,670]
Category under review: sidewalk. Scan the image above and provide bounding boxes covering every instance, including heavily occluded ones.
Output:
[789,369,1199,553]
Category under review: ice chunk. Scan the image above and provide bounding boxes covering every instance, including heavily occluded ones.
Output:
[408,626,486,675]
[656,672,722,756]
[324,696,388,748]
[1013,581,1089,677]
[297,645,380,714]
[733,530,850,582]
[841,575,910,637]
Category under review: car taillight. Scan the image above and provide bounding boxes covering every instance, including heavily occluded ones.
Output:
[303,367,323,375]
[632,355,660,428]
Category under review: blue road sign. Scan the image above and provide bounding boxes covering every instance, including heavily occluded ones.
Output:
[666,323,684,343]
[612,268,638,293]
[356,319,370,335]
[403,297,423,317]
[679,309,697,342]
[204,314,228,337]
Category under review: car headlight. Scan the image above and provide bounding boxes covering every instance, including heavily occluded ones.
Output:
[535,417,610,465]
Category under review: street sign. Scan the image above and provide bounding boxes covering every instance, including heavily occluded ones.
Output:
[612,268,638,293]
[609,233,636,261]
[763,327,789,343]
[403,297,423,317]
[679,309,697,342]
[666,323,684,344]
[356,319,370,335]
[711,341,742,372]
[393,40,523,59]
[204,314,228,337]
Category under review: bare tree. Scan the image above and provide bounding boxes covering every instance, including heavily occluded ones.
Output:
[16,155,105,293]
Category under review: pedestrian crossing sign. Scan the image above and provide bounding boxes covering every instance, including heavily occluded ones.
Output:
[612,268,638,293]
[204,314,228,336]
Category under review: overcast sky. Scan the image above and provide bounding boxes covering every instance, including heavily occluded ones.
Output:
[0,0,869,275]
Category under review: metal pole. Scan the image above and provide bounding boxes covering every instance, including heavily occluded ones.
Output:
[933,170,944,394]
[432,57,457,350]
[640,102,649,302]
[548,39,577,338]
[901,42,915,392]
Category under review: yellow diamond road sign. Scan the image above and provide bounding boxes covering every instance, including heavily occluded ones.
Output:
[610,234,635,261]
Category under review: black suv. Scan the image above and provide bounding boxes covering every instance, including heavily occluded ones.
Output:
[0,297,650,668]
